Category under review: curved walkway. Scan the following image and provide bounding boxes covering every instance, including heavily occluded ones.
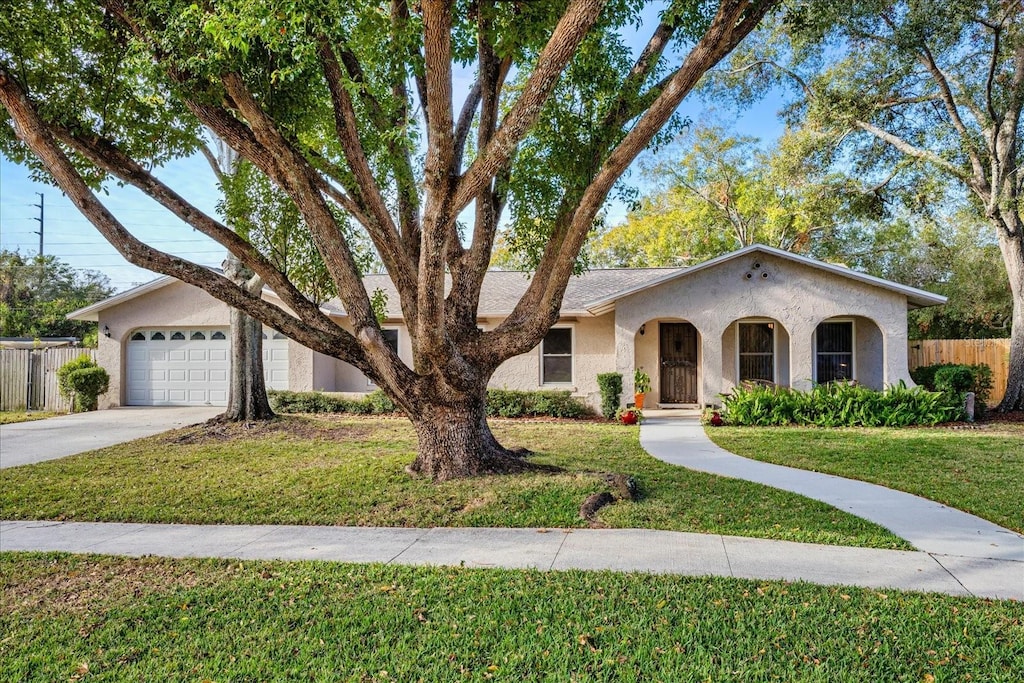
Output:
[640,414,1024,563]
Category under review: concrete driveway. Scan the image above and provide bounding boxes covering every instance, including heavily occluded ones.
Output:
[0,406,223,469]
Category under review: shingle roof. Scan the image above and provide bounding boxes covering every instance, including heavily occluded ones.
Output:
[336,268,684,318]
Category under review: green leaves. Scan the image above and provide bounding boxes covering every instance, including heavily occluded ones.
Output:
[591,124,852,267]
[0,250,113,340]
[720,381,960,427]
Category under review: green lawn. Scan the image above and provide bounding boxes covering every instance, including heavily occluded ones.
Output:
[2,553,1021,682]
[0,416,908,549]
[0,410,62,425]
[707,423,1024,533]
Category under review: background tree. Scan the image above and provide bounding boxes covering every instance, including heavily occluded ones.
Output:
[713,0,1023,410]
[589,125,855,267]
[202,140,275,422]
[207,139,380,421]
[0,250,113,342]
[0,0,778,479]
[832,207,1013,340]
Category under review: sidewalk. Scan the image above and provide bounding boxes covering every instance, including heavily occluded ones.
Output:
[2,520,1021,600]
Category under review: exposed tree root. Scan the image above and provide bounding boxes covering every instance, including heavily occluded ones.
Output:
[578,473,639,527]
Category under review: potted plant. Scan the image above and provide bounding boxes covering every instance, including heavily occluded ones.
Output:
[633,368,651,409]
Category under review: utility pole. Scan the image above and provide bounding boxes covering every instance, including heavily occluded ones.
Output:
[31,192,44,255]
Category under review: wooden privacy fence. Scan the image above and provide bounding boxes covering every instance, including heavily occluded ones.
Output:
[0,348,97,412]
[907,339,1011,406]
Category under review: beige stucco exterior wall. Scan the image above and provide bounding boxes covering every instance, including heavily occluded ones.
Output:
[329,321,416,393]
[489,315,616,409]
[613,252,915,406]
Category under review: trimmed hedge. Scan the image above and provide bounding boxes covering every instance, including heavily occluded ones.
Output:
[596,372,623,419]
[56,354,110,412]
[486,389,588,418]
[720,381,959,427]
[269,389,588,419]
[269,390,394,415]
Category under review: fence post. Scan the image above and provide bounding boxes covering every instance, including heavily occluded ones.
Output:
[25,350,33,412]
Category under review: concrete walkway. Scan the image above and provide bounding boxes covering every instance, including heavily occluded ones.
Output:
[0,406,222,469]
[2,520,1021,600]
[640,413,1024,563]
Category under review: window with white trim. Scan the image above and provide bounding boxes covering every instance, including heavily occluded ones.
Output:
[738,322,775,383]
[541,327,573,384]
[816,321,854,383]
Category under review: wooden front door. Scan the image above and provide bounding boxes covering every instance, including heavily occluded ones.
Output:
[660,322,698,404]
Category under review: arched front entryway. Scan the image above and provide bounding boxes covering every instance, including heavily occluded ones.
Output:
[632,319,702,406]
[659,321,700,403]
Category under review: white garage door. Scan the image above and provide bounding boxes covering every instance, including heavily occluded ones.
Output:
[126,328,289,406]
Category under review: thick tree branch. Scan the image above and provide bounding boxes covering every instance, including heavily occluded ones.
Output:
[319,39,418,301]
[487,0,780,356]
[854,119,974,183]
[451,0,610,214]
[0,66,368,370]
[50,124,342,338]
[916,43,988,184]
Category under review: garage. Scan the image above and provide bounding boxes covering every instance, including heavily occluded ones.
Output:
[126,327,289,406]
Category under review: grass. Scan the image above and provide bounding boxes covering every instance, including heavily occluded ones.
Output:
[707,423,1024,533]
[0,416,909,549]
[0,410,62,425]
[2,552,1022,682]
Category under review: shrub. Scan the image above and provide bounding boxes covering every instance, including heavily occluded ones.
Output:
[720,381,958,427]
[487,389,528,418]
[56,354,110,412]
[911,363,994,412]
[596,372,623,420]
[486,389,588,419]
[269,390,359,414]
[269,389,587,419]
[366,390,397,414]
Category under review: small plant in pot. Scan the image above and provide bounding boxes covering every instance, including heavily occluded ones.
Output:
[633,368,651,409]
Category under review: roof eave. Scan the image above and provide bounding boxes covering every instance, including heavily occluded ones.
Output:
[66,275,178,321]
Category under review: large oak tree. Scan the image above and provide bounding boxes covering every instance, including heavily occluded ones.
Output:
[0,0,777,479]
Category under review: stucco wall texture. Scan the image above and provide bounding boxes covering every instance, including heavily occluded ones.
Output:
[90,250,917,410]
[613,251,913,405]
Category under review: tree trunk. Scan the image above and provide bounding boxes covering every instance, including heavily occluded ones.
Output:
[996,224,1024,412]
[406,383,551,482]
[223,254,275,421]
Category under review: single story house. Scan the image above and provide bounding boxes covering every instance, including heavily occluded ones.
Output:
[69,244,946,410]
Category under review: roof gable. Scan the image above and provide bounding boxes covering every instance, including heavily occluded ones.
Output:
[585,244,946,313]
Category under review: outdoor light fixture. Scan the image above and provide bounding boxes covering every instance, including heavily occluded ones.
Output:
[103,325,111,338]
[639,324,646,336]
